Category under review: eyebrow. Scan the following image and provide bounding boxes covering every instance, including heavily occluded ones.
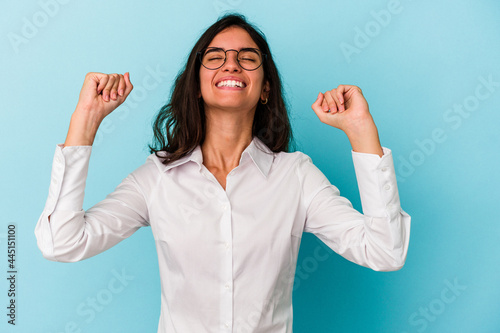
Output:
[206,47,259,51]
[204,47,260,55]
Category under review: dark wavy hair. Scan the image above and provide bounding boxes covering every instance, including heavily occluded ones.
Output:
[149,13,294,165]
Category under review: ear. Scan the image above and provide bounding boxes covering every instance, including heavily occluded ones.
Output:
[261,80,270,100]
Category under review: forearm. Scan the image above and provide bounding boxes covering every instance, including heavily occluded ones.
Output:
[35,143,149,262]
[301,149,411,271]
[345,115,384,157]
[64,107,104,147]
[351,146,410,270]
[35,144,92,261]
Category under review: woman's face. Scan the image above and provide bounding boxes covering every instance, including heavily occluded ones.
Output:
[199,26,269,115]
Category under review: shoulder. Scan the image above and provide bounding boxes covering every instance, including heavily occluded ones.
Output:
[145,151,170,173]
[269,150,316,180]
[274,150,313,168]
[272,150,333,203]
[276,150,330,185]
[126,151,168,188]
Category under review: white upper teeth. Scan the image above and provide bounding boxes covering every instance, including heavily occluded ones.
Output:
[217,80,244,88]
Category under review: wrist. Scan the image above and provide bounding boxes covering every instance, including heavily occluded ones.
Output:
[64,109,103,146]
[344,118,384,157]
[349,139,384,157]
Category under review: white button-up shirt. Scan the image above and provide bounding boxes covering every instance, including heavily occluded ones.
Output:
[35,136,411,332]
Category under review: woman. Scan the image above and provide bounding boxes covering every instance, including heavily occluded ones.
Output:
[35,13,410,333]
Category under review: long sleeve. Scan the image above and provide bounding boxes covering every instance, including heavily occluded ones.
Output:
[301,147,411,271]
[34,144,150,263]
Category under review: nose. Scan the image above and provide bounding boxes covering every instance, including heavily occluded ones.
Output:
[221,50,241,72]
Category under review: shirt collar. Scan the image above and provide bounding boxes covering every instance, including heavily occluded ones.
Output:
[160,136,274,178]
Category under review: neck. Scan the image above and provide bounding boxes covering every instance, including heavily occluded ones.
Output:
[201,107,255,172]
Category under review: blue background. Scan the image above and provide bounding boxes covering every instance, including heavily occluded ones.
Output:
[1,0,499,332]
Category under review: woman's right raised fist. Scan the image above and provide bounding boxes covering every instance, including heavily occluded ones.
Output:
[76,72,133,119]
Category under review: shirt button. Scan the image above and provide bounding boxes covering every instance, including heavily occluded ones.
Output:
[225,322,231,328]
[384,184,391,191]
[225,283,231,290]
[225,242,230,249]
[381,167,388,172]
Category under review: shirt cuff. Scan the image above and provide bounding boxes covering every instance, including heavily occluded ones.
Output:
[351,147,401,217]
[44,144,93,214]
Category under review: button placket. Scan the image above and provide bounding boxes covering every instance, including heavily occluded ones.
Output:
[219,193,233,331]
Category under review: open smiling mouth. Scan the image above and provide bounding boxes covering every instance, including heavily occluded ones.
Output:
[216,80,246,88]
